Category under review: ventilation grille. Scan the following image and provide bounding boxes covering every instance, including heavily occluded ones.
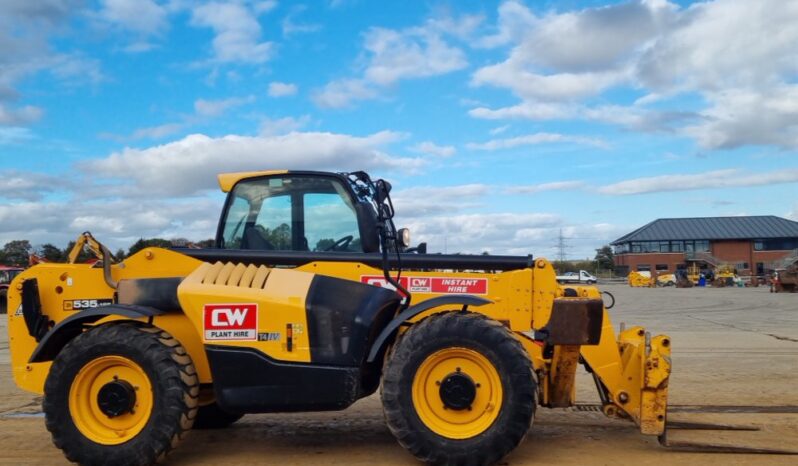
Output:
[199,262,272,289]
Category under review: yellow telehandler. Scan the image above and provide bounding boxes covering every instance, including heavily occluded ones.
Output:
[6,170,782,466]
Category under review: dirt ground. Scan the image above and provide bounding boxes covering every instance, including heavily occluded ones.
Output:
[1,285,797,465]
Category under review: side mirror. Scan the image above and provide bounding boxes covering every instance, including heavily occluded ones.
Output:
[375,179,392,205]
[355,202,380,253]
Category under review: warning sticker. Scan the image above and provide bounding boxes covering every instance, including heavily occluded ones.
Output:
[203,303,258,341]
[361,276,488,295]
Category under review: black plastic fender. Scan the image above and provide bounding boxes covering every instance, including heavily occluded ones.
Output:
[28,304,166,363]
[365,295,492,363]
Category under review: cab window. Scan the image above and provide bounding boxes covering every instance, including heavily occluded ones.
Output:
[220,176,362,252]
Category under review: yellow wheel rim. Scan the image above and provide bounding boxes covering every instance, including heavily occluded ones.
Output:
[69,356,153,445]
[412,347,503,439]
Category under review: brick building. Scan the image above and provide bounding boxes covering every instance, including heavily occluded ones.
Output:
[611,216,798,277]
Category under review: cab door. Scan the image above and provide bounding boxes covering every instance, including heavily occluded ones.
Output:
[218,174,365,253]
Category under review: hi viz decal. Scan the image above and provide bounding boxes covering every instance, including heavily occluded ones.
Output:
[361,276,488,295]
[203,303,258,341]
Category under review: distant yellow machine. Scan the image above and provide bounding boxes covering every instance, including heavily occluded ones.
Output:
[628,271,654,287]
[656,273,676,287]
[7,170,782,465]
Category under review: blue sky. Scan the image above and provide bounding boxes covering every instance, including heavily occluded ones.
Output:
[0,0,795,258]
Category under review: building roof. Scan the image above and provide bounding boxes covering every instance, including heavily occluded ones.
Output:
[611,216,798,244]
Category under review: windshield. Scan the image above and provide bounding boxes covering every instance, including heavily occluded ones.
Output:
[220,175,363,252]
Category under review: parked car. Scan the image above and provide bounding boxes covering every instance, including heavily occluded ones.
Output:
[0,266,24,314]
[556,269,597,284]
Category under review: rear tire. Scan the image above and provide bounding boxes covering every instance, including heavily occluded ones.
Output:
[193,402,244,429]
[382,311,536,466]
[43,323,199,466]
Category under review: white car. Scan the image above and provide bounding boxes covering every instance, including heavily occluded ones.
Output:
[556,270,597,284]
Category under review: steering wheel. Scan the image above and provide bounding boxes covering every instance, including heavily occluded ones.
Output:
[325,235,354,251]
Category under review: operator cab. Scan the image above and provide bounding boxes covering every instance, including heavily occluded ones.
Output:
[217,172,380,253]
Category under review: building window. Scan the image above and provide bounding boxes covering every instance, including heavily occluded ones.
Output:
[735,262,749,270]
[671,241,683,252]
[631,242,642,253]
[695,240,709,252]
[656,264,669,271]
[637,264,651,272]
[660,241,670,252]
[753,238,798,251]
[684,241,694,252]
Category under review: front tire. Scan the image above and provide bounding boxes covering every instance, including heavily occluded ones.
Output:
[382,312,536,466]
[43,323,199,466]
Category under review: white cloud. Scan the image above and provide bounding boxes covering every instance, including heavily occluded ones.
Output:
[0,104,44,126]
[470,0,798,150]
[190,2,274,64]
[465,132,607,151]
[0,170,61,201]
[103,94,257,141]
[258,115,311,136]
[410,141,456,157]
[399,212,561,255]
[282,5,321,36]
[129,122,185,140]
[311,79,379,109]
[476,1,536,48]
[89,130,423,196]
[0,197,222,249]
[469,102,575,121]
[506,181,586,194]
[253,1,278,14]
[98,0,168,36]
[0,2,102,126]
[312,13,475,108]
[268,81,298,97]
[194,95,256,117]
[683,86,798,150]
[0,127,35,145]
[489,125,509,135]
[392,184,489,218]
[362,26,468,86]
[599,168,798,195]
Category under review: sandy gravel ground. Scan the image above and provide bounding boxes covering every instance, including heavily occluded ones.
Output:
[1,285,796,465]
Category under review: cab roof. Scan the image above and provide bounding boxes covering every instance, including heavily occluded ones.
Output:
[217,170,355,193]
[217,170,288,192]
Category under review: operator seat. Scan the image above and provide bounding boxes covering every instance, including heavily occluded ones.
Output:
[242,225,275,250]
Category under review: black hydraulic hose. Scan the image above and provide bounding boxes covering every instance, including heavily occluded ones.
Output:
[601,291,615,309]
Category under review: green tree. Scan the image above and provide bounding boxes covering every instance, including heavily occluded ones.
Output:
[127,238,173,256]
[1,240,32,266]
[594,245,615,271]
[40,243,65,262]
[263,224,291,249]
[195,239,216,248]
[114,248,126,261]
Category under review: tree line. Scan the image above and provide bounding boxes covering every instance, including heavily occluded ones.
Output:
[1,236,617,273]
[552,245,616,275]
[0,238,215,267]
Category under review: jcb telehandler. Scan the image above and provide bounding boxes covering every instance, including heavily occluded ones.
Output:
[8,170,677,466]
